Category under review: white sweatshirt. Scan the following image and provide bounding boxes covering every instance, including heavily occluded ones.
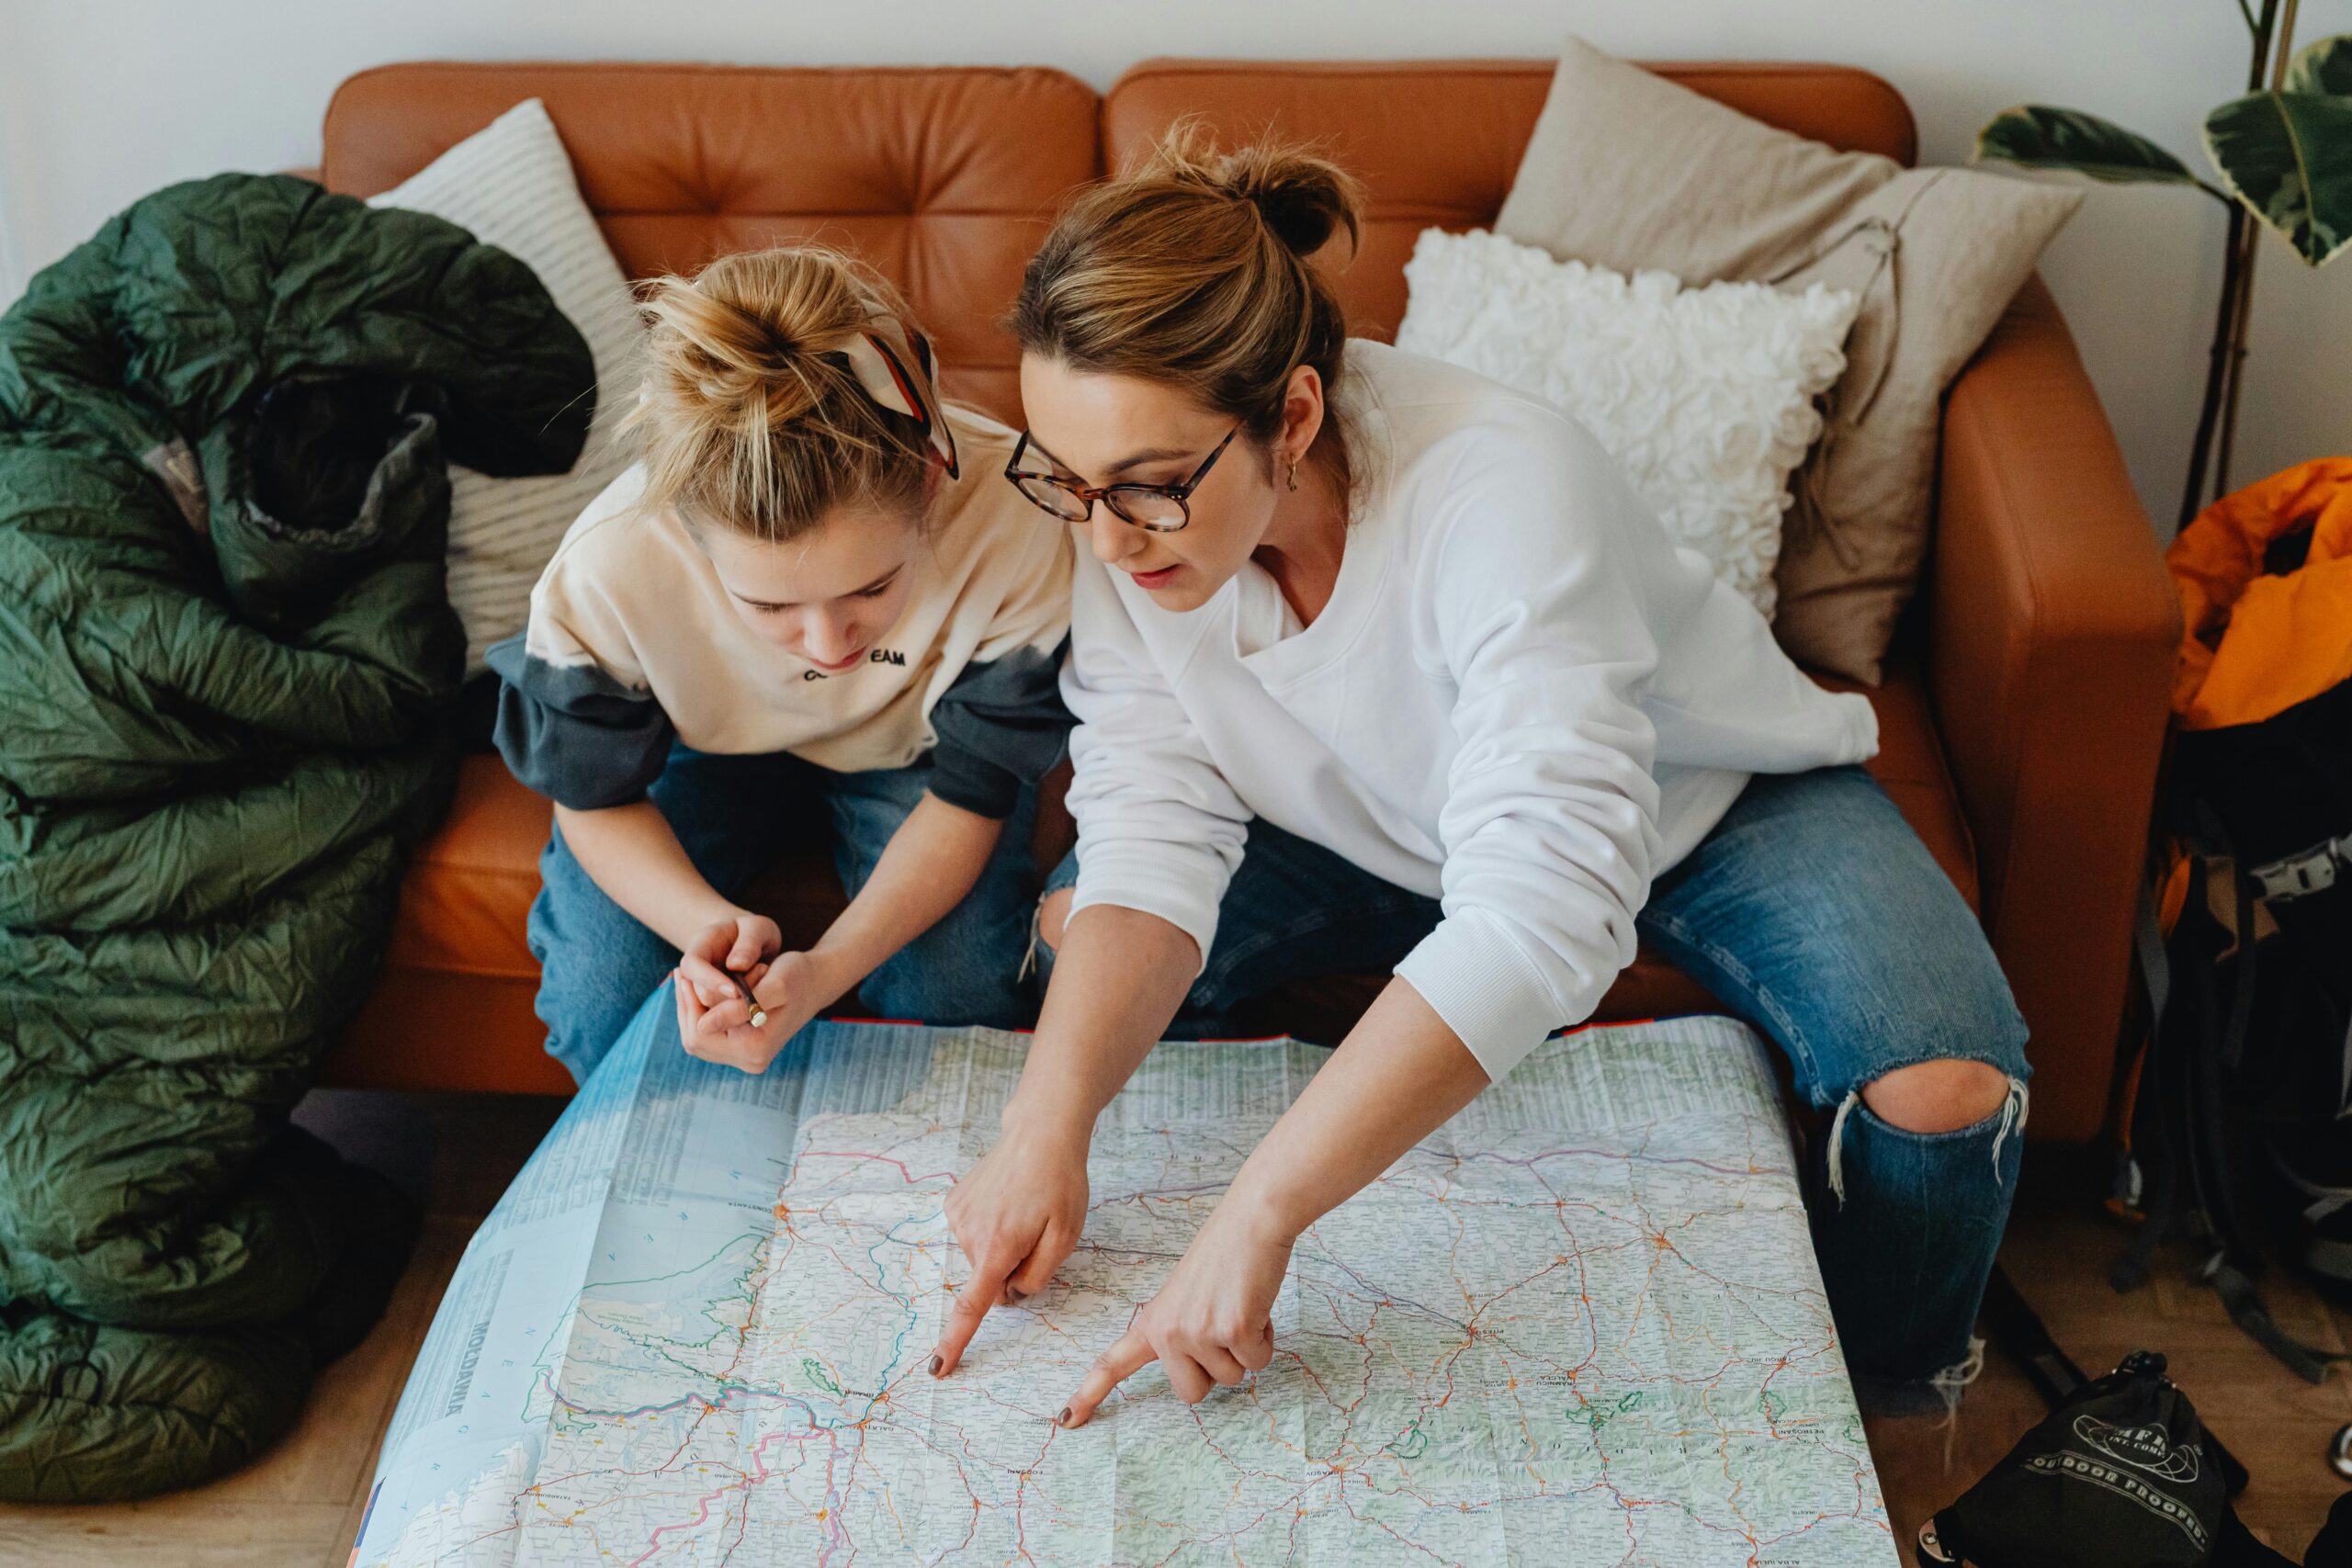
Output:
[1059,340,1880,1081]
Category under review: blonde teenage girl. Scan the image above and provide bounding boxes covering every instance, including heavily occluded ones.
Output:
[489,248,1073,1082]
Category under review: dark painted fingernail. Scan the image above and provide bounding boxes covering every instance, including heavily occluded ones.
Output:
[929,1355,943,1376]
[1008,1286,1029,1303]
[1057,1406,1071,1427]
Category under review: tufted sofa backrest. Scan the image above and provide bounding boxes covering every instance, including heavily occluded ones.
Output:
[322,62,1100,420]
[322,57,1916,425]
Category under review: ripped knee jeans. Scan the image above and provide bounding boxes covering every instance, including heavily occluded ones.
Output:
[1634,764,2032,1387]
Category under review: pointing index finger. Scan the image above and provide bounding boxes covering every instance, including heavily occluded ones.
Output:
[1059,1328,1155,1428]
[932,1263,1011,1377]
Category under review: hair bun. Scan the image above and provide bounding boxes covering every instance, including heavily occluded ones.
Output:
[628,246,938,544]
[640,278,834,430]
[1139,122,1364,262]
[1216,143,1363,260]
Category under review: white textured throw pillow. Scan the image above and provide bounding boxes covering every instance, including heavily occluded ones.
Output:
[371,98,642,675]
[1396,228,1857,619]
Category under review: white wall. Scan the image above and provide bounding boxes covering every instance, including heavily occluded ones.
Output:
[5,0,2347,538]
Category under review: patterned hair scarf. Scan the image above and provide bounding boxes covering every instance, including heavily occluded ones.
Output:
[808,316,959,479]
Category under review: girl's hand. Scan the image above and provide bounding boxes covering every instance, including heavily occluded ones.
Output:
[674,911,780,1072]
[1057,1201,1288,1427]
[742,949,827,1045]
[933,1121,1092,1375]
[678,911,780,1013]
[674,949,832,1075]
[672,962,765,1073]
[673,959,837,1081]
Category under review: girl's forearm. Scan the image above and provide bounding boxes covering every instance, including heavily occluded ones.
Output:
[799,790,1003,1005]
[1001,902,1198,1137]
[554,800,736,951]
[1219,976,1491,1243]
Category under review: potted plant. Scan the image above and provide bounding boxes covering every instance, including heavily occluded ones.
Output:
[1975,0,2351,530]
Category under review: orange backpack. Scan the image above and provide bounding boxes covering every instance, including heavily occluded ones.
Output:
[2109,460,2352,1380]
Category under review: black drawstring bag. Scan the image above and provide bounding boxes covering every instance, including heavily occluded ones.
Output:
[1927,1268,2348,1566]
[1918,1350,2247,1567]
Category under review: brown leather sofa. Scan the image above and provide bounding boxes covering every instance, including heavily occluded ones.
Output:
[313,58,2179,1142]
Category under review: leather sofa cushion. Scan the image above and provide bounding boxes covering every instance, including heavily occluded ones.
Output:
[322,62,1100,423]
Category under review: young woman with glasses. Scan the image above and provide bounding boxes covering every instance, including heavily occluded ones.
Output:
[933,129,2032,1424]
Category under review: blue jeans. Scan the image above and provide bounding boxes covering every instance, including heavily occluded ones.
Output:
[1041,762,2031,1388]
[528,743,1041,1084]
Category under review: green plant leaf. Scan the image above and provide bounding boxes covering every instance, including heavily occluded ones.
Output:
[1975,105,2200,185]
[2284,34,2352,97]
[2204,89,2352,265]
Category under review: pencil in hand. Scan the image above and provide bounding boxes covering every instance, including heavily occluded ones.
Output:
[727,967,769,1030]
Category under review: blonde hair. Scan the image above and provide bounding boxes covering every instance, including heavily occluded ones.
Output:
[1008,124,1363,481]
[629,247,937,544]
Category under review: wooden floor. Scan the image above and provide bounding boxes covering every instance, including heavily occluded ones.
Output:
[3,1098,2346,1566]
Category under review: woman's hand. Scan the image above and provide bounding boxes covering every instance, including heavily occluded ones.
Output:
[928,902,1204,1380]
[1051,981,1489,1427]
[933,1118,1092,1376]
[1057,1201,1288,1427]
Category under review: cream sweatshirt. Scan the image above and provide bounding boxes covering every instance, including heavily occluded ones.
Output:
[490,409,1074,818]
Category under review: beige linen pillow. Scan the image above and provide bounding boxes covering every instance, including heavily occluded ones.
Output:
[371,99,643,677]
[1497,38,2082,683]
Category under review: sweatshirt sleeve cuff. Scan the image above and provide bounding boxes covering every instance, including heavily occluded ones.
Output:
[1068,846,1227,979]
[1394,908,1578,1082]
[1840,691,1880,763]
[925,741,1021,819]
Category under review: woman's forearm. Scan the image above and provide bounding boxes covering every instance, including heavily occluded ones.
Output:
[1001,902,1199,1136]
[1219,976,1491,1243]
[928,901,1200,1371]
[800,791,1003,1004]
[554,800,736,952]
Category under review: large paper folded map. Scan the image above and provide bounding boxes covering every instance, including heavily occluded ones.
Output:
[353,993,1894,1566]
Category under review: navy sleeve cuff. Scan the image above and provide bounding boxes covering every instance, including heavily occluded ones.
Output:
[486,633,674,810]
[926,742,1024,818]
[923,641,1073,820]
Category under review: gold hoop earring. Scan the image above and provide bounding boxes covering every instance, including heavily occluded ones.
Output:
[1285,459,1300,493]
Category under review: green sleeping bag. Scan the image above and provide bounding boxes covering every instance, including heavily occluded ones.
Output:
[0,172,593,1501]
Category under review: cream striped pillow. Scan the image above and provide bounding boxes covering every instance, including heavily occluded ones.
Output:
[370,98,642,676]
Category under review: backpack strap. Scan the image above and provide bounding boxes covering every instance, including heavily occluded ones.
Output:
[2113,843,2349,1383]
[2114,876,2188,1293]
[1980,1264,2086,1404]
[2193,800,2262,1074]
[2205,1252,2348,1385]
[2248,833,2348,903]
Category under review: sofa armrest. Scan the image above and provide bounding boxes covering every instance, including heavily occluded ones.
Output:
[1929,273,2180,1142]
